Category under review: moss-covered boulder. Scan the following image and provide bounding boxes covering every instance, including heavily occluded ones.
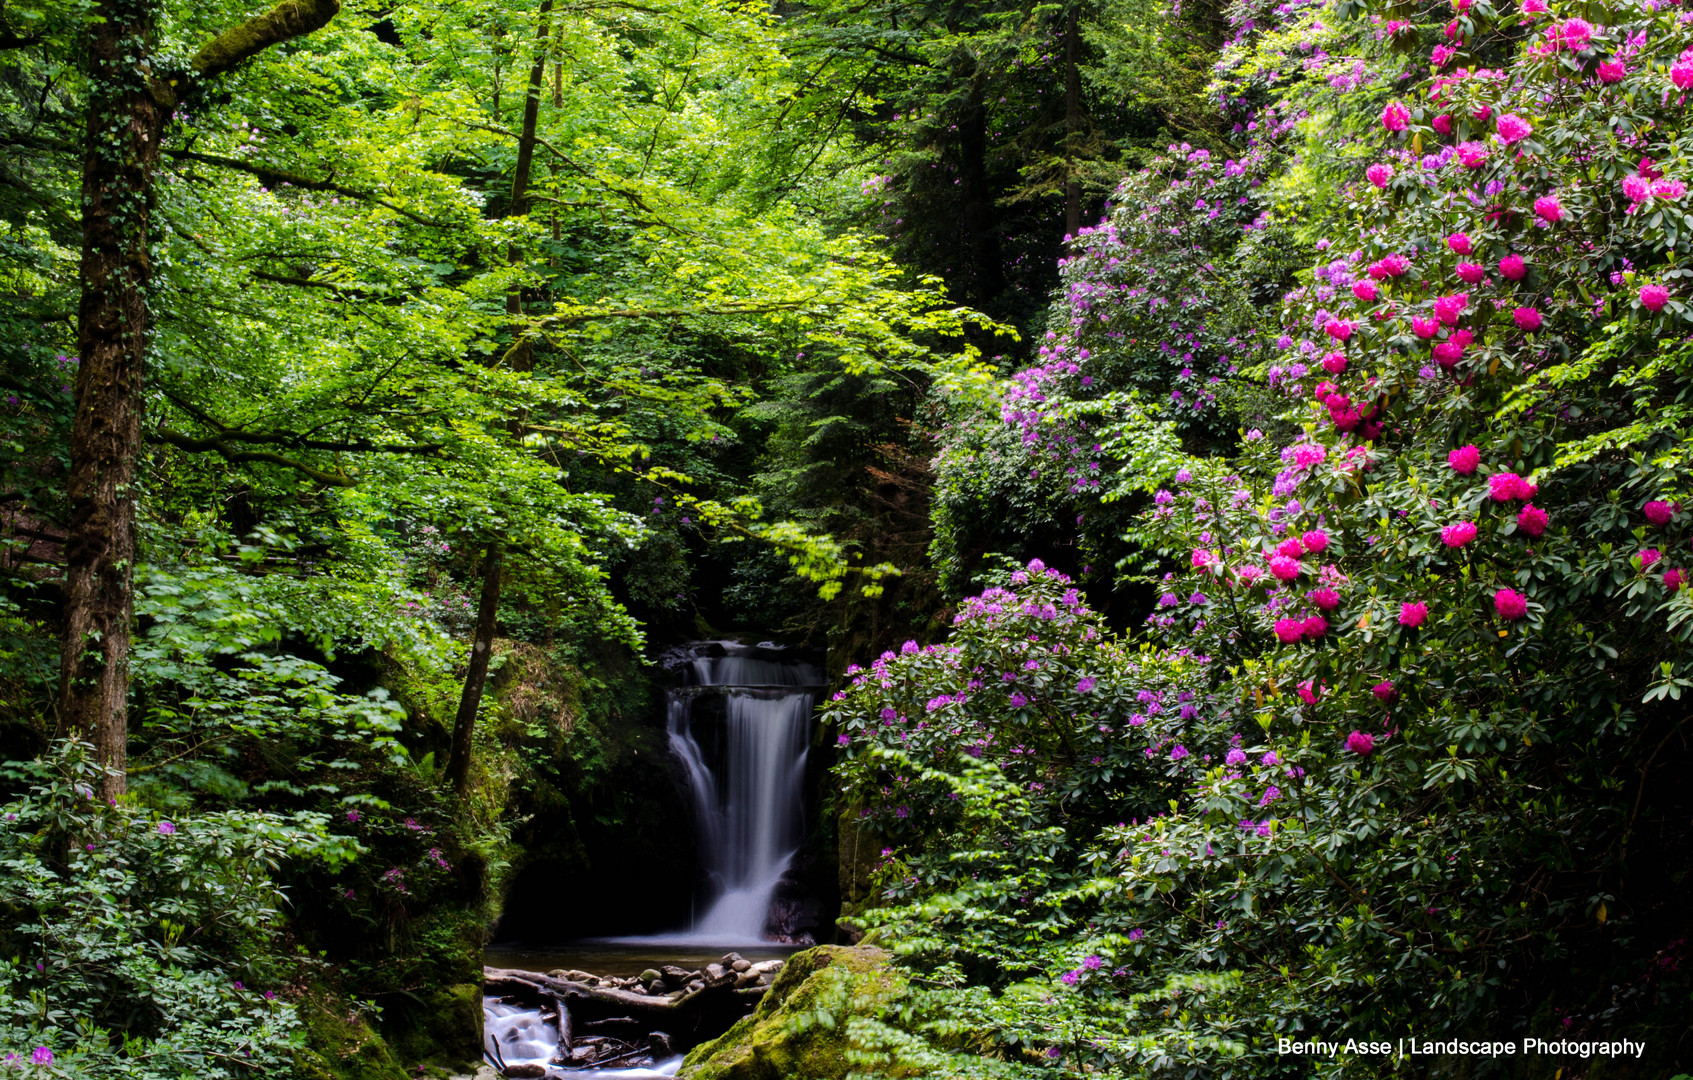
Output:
[678,945,910,1080]
[380,981,484,1070]
[294,990,410,1080]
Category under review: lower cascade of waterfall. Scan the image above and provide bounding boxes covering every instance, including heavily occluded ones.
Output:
[656,641,822,945]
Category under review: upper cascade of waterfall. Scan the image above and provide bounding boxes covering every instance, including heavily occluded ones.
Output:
[680,641,824,688]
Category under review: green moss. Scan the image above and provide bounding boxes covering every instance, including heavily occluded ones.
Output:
[679,946,911,1080]
[297,990,410,1080]
[380,982,484,1071]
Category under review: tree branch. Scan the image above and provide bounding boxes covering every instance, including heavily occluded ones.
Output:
[151,426,441,456]
[191,0,342,81]
[164,149,451,227]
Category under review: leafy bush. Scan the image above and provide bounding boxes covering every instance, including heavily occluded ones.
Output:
[0,742,357,1078]
[841,0,1693,1073]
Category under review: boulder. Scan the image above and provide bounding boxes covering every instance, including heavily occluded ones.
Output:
[649,1031,677,1057]
[730,959,752,974]
[640,968,665,985]
[677,946,908,1080]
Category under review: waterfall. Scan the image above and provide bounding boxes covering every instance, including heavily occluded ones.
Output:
[665,643,821,944]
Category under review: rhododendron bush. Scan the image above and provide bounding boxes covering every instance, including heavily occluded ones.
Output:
[832,0,1693,1072]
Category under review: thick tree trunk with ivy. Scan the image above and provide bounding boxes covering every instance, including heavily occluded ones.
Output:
[57,0,167,798]
[445,1,552,796]
[59,0,341,799]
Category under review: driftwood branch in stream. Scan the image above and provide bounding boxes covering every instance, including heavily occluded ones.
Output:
[482,967,762,1047]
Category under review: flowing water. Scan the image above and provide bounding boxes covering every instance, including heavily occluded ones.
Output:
[658,644,822,944]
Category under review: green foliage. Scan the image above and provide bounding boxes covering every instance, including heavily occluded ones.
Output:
[0,741,356,1078]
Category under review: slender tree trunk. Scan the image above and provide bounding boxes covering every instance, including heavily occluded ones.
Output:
[956,84,1003,312]
[445,1,552,796]
[58,0,168,799]
[445,542,503,793]
[1064,5,1081,239]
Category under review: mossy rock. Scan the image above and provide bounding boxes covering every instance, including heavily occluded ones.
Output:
[380,982,484,1070]
[297,990,409,1080]
[678,945,911,1080]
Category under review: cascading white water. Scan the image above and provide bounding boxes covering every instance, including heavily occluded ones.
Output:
[665,644,820,944]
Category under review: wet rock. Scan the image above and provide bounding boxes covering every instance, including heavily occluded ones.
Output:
[721,953,746,969]
[686,979,705,993]
[733,971,762,989]
[503,1066,546,1079]
[748,960,783,976]
[730,959,752,974]
[704,963,726,981]
[640,968,664,985]
[649,1031,676,1057]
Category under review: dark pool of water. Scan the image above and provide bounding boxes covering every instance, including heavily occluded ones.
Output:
[485,941,800,978]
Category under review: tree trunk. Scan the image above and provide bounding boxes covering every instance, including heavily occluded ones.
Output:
[444,1,552,795]
[1064,4,1081,239]
[57,0,342,800]
[956,85,1003,312]
[58,0,169,799]
[445,541,503,794]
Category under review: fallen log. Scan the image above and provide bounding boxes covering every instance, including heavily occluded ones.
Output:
[483,966,761,1049]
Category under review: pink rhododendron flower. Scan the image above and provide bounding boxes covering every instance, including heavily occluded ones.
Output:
[1641,284,1670,312]
[1433,113,1454,134]
[1496,115,1537,144]
[1347,730,1376,755]
[1654,180,1688,200]
[1456,142,1489,168]
[1499,254,1527,280]
[1622,175,1651,203]
[1322,351,1348,374]
[1353,280,1380,302]
[1411,316,1438,338]
[1456,262,1486,284]
[1302,614,1329,638]
[1310,587,1341,610]
[1518,503,1549,536]
[1399,601,1429,627]
[1191,548,1216,570]
[1274,618,1305,643]
[1521,0,1547,12]
[1433,340,1466,367]
[1297,680,1318,703]
[1432,45,1456,66]
[1269,555,1301,581]
[1667,568,1686,592]
[1552,18,1593,50]
[1640,548,1662,569]
[1490,473,1534,501]
[1514,306,1543,331]
[1372,680,1396,702]
[1434,294,1468,325]
[1645,500,1676,526]
[1532,196,1562,222]
[1276,537,1304,558]
[1598,59,1627,83]
[1674,53,1693,90]
[1494,588,1529,620]
[1441,521,1479,547]
[1325,319,1355,341]
[1447,232,1473,255]
[1367,164,1395,188]
[1302,529,1330,552]
[1235,565,1264,586]
[1473,105,1492,122]
[1382,101,1411,131]
[1448,445,1481,473]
